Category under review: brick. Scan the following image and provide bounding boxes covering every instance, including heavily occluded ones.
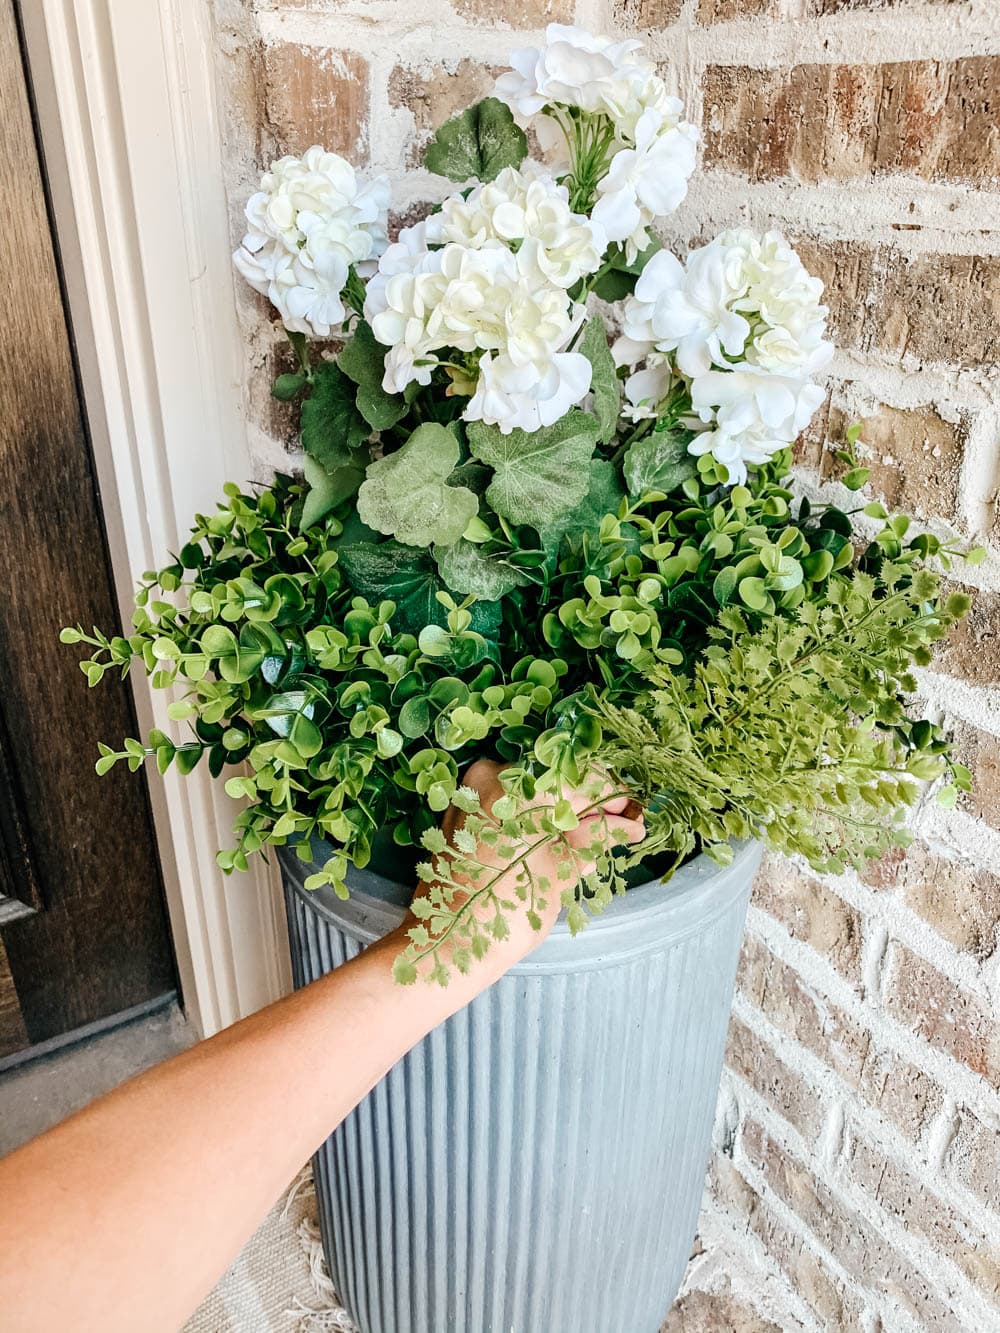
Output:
[661,1283,783,1333]
[947,1106,1000,1214]
[791,240,1000,369]
[938,589,1000,689]
[450,0,574,25]
[789,239,877,355]
[703,59,1000,187]
[950,721,1000,833]
[708,1151,758,1217]
[857,1047,943,1141]
[737,934,872,1085]
[752,857,862,980]
[848,1135,1000,1305]
[861,841,1000,962]
[696,0,777,21]
[810,0,965,11]
[815,399,964,522]
[617,0,684,26]
[878,252,1000,368]
[706,1158,869,1329]
[885,942,1000,1090]
[726,1017,827,1139]
[389,59,500,166]
[906,849,1000,962]
[742,1119,965,1329]
[260,44,368,159]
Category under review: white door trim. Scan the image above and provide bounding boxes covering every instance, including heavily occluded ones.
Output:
[20,0,291,1036]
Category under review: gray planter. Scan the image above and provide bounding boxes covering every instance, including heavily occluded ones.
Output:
[281,838,761,1333]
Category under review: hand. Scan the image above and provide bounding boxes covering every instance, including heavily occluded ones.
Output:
[402,759,645,984]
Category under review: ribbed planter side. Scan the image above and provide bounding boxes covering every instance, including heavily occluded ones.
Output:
[282,841,761,1333]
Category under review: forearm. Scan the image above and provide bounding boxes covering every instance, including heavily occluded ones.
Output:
[0,925,487,1333]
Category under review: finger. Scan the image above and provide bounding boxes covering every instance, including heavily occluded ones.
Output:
[564,812,645,850]
[565,771,619,814]
[598,794,646,819]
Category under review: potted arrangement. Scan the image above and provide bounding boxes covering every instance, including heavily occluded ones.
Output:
[65,25,980,1332]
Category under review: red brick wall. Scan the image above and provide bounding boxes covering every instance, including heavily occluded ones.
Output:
[212,1,1000,1325]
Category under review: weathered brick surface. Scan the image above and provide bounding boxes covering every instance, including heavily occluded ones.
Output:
[737,934,871,1085]
[726,1017,827,1138]
[939,589,1000,689]
[703,59,1000,187]
[859,1046,944,1142]
[660,1283,784,1333]
[848,1135,1000,1305]
[709,1156,867,1328]
[752,857,862,981]
[792,239,1000,369]
[862,840,1000,962]
[449,0,574,25]
[814,397,965,522]
[878,252,1000,368]
[951,721,1000,833]
[260,43,369,159]
[947,1106,1000,1214]
[811,0,964,10]
[742,1120,965,1329]
[388,59,500,166]
[615,0,685,27]
[885,942,1000,1090]
[696,0,777,21]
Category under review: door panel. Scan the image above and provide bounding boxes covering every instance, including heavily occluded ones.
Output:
[0,0,175,1055]
[0,937,28,1059]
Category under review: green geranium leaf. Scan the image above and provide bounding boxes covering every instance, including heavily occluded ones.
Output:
[424,97,527,184]
[436,538,530,601]
[337,322,407,431]
[624,429,698,497]
[338,541,501,637]
[591,239,662,302]
[537,459,625,552]
[468,410,600,529]
[357,423,479,547]
[578,320,620,444]
[300,361,369,469]
[300,453,364,531]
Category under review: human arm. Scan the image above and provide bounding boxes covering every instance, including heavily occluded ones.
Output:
[0,763,643,1333]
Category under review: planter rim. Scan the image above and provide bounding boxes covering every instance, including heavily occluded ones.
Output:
[279,837,761,975]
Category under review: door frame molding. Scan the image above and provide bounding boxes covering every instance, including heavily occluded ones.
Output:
[19,0,291,1036]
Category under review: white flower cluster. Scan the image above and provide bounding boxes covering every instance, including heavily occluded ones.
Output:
[425,164,606,290]
[364,167,601,433]
[230,33,831,484]
[614,230,832,483]
[494,25,698,261]
[233,146,390,337]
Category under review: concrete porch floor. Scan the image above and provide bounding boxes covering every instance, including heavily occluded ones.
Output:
[0,1010,791,1332]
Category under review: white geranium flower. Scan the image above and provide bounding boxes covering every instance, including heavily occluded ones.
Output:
[494,28,698,246]
[363,238,592,431]
[494,25,651,121]
[722,229,832,376]
[233,146,390,337]
[425,166,606,289]
[614,245,751,377]
[614,229,832,378]
[467,344,592,433]
[592,107,698,261]
[688,366,826,485]
[621,363,674,422]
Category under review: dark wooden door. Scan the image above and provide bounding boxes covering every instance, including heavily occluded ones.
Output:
[0,0,175,1066]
